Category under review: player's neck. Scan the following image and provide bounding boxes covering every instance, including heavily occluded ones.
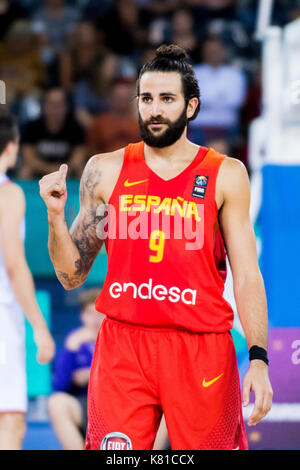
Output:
[144,133,196,162]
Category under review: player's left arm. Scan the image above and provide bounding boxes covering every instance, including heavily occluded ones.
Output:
[218,157,273,426]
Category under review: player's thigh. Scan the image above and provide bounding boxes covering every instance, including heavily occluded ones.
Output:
[87,366,162,450]
[86,320,162,450]
[160,331,244,449]
[0,412,26,437]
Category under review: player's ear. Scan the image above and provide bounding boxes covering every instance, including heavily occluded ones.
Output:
[186,97,199,120]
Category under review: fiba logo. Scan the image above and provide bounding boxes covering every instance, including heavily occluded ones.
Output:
[195,175,208,187]
[100,432,132,450]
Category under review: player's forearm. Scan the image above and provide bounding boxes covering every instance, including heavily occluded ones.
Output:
[234,271,268,350]
[48,213,85,290]
[7,260,47,330]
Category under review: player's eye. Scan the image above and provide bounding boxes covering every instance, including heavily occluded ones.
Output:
[141,96,152,103]
[163,96,173,103]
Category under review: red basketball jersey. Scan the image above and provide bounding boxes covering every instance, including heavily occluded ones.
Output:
[95,141,234,332]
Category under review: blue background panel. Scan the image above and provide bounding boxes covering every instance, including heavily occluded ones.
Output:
[261,165,300,327]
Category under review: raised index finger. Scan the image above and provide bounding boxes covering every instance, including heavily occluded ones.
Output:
[59,164,68,181]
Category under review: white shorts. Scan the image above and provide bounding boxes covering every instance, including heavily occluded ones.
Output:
[0,301,27,413]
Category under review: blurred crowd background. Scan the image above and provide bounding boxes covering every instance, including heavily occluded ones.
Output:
[1,0,300,180]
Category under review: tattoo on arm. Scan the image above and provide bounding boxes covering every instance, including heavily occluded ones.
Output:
[56,158,106,288]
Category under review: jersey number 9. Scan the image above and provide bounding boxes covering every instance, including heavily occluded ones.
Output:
[149,230,165,263]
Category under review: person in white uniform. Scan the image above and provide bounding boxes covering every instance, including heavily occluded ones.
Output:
[0,112,55,450]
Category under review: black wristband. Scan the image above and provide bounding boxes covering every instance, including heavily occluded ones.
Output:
[249,345,269,366]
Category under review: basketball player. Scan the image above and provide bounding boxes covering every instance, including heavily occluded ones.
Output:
[0,112,55,450]
[39,45,273,450]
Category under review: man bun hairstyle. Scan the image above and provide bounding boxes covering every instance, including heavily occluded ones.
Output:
[137,44,201,121]
[155,44,189,61]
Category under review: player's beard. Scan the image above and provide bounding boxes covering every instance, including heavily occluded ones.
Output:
[138,105,188,148]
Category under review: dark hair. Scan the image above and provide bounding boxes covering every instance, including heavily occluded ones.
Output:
[0,111,19,155]
[80,288,100,310]
[42,86,67,102]
[137,44,200,121]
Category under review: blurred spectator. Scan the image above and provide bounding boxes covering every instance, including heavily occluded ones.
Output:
[0,20,46,113]
[87,79,140,154]
[172,7,194,37]
[239,60,263,172]
[98,0,147,56]
[138,0,180,17]
[0,0,27,40]
[81,0,112,21]
[21,87,86,178]
[184,0,237,22]
[74,52,120,129]
[138,46,157,71]
[59,20,104,92]
[205,18,253,68]
[170,8,197,60]
[59,21,103,91]
[48,288,105,450]
[240,60,262,131]
[289,3,300,21]
[147,17,171,48]
[206,137,231,156]
[190,35,247,142]
[32,0,80,63]
[239,0,293,32]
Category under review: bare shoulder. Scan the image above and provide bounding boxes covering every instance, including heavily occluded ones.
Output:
[0,181,25,201]
[85,148,125,180]
[0,181,25,217]
[219,156,249,197]
[215,156,250,209]
[80,148,125,204]
[219,156,248,179]
[90,148,125,169]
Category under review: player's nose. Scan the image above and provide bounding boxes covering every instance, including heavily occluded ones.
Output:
[150,98,163,117]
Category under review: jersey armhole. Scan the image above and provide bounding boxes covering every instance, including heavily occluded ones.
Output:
[107,142,144,205]
[213,154,227,216]
[107,147,128,205]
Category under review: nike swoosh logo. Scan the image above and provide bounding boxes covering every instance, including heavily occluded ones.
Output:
[124,178,149,187]
[202,373,224,388]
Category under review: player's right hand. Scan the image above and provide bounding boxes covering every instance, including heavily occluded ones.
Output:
[34,324,56,365]
[39,164,68,216]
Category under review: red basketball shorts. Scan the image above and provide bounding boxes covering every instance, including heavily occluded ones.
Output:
[85,317,248,450]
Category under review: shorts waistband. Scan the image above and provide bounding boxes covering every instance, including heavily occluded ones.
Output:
[105,316,228,336]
